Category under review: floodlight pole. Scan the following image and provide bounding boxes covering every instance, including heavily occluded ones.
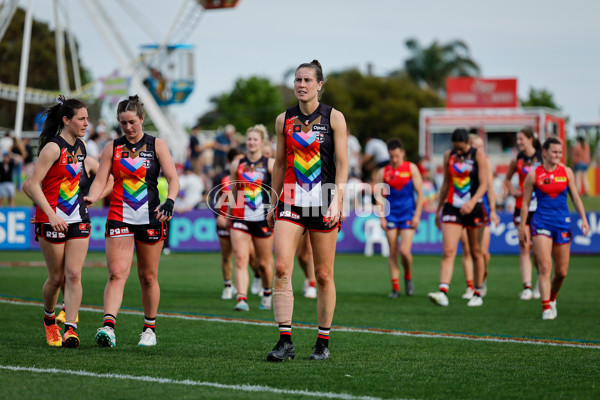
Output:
[14,0,34,140]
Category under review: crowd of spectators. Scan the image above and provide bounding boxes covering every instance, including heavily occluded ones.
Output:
[0,122,598,214]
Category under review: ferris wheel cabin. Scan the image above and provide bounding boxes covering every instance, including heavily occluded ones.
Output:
[140,44,195,106]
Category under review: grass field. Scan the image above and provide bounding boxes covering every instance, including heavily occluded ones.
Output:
[1,251,599,400]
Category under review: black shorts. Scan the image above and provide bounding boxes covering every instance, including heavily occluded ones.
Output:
[440,203,485,229]
[513,208,534,226]
[275,202,341,232]
[35,222,91,244]
[217,223,230,239]
[105,220,167,244]
[230,219,272,238]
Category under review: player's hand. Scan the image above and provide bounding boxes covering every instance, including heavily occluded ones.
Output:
[459,201,475,215]
[380,218,387,230]
[581,219,590,236]
[490,211,500,226]
[518,225,528,247]
[156,198,175,222]
[435,209,442,230]
[48,214,68,233]
[267,206,275,229]
[411,215,420,229]
[216,215,228,230]
[83,195,96,208]
[324,201,341,228]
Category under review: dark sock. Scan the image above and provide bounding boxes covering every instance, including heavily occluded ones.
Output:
[144,316,156,332]
[44,308,55,326]
[317,326,330,347]
[278,324,292,342]
[103,314,116,329]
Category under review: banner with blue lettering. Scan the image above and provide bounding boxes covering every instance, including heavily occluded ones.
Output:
[1,208,598,254]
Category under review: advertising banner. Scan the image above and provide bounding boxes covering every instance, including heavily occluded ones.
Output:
[446,77,518,108]
[2,208,598,255]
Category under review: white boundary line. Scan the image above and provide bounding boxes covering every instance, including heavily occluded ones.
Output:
[1,297,599,350]
[0,365,393,400]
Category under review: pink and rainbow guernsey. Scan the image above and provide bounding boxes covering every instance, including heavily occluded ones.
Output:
[445,147,481,208]
[108,134,160,225]
[36,136,89,224]
[232,155,271,221]
[532,164,570,228]
[282,103,336,207]
[383,161,415,219]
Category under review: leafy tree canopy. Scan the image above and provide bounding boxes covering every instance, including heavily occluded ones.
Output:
[0,8,91,129]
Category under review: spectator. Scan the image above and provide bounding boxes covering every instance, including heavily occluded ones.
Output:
[0,151,22,206]
[347,128,361,178]
[0,131,12,155]
[10,136,27,189]
[362,137,389,182]
[213,124,238,172]
[189,125,204,174]
[86,132,102,159]
[571,136,591,196]
[175,166,205,213]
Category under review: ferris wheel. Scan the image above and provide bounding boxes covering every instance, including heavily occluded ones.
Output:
[2,0,240,163]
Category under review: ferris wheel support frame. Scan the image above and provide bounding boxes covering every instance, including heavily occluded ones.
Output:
[80,0,188,163]
[13,0,34,140]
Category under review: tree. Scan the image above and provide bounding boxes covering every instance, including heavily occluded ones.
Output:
[0,8,91,129]
[403,38,480,93]
[520,88,560,109]
[321,68,444,161]
[197,76,284,133]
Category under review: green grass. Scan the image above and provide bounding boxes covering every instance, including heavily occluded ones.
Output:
[1,251,599,399]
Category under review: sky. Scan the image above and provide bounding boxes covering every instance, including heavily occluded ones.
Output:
[15,0,600,132]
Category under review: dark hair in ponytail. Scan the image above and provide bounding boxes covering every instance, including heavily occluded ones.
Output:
[296,59,324,83]
[117,95,145,121]
[38,95,86,155]
[519,127,541,151]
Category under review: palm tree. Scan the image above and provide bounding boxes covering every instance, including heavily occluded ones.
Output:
[404,38,480,93]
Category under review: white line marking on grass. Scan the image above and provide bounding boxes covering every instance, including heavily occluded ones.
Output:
[1,297,599,350]
[0,365,395,400]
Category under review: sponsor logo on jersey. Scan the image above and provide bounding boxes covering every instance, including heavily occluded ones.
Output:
[67,156,73,164]
[312,124,328,133]
[122,151,129,158]
[555,176,567,182]
[77,155,85,162]
[60,157,68,165]
[139,151,154,158]
[294,125,302,133]
[115,151,121,159]
[399,172,410,178]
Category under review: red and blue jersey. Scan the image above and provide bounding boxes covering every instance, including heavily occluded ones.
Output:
[531,164,570,229]
[232,155,271,221]
[446,147,480,208]
[36,136,89,224]
[108,134,160,225]
[282,103,336,208]
[382,162,415,221]
[515,150,542,210]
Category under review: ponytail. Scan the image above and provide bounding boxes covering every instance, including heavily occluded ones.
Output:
[38,95,86,155]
